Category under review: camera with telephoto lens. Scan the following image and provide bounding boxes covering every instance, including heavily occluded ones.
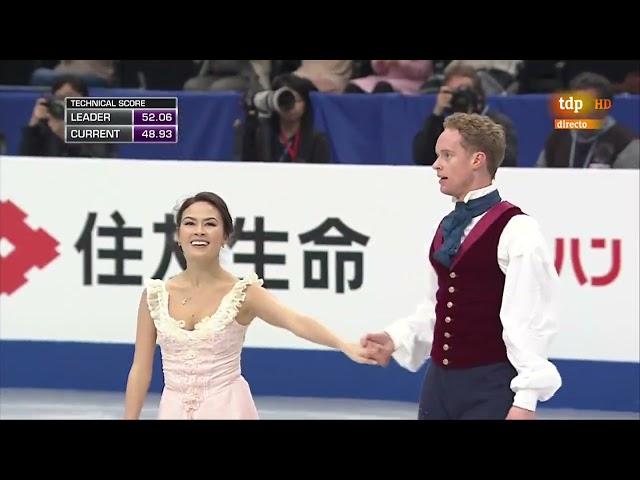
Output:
[44,97,66,120]
[449,86,480,113]
[245,87,297,116]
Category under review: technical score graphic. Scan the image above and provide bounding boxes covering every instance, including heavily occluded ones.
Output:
[63,97,178,144]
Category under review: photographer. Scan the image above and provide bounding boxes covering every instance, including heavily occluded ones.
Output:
[536,72,639,169]
[235,73,331,163]
[19,75,117,158]
[413,64,518,167]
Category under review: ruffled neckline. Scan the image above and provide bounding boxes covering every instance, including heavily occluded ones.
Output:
[145,272,263,339]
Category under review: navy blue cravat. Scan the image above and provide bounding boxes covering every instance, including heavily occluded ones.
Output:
[433,190,502,268]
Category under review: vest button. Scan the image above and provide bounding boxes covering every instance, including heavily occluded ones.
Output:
[449,272,457,278]
[444,332,451,338]
[446,301,453,308]
[445,316,452,323]
[442,358,449,365]
[448,286,455,293]
[443,344,449,351]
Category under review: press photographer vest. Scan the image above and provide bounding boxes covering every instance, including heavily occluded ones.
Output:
[544,119,635,168]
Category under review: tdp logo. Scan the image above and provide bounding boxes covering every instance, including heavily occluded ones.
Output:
[556,94,612,114]
[558,96,584,113]
[552,91,612,130]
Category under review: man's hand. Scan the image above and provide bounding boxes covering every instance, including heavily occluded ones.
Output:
[506,406,535,420]
[433,86,453,115]
[29,98,50,127]
[360,331,395,367]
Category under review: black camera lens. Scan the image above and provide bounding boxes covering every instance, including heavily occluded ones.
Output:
[449,87,477,114]
[46,98,65,120]
[275,89,296,112]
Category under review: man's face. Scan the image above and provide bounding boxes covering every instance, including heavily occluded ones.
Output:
[433,128,477,200]
[575,88,608,139]
[584,88,608,120]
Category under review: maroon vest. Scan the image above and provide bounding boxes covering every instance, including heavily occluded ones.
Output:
[429,201,524,369]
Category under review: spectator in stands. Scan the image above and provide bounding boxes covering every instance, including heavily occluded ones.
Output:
[445,60,522,95]
[536,72,639,169]
[294,60,353,93]
[344,60,433,95]
[31,60,116,88]
[413,64,519,167]
[183,61,268,92]
[234,73,331,163]
[19,75,117,158]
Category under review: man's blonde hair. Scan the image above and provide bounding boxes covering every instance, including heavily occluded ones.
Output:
[443,113,506,178]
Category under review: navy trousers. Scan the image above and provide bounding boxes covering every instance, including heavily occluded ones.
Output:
[418,360,518,420]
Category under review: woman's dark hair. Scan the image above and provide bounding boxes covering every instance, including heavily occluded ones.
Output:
[270,73,318,131]
[52,74,89,97]
[175,192,234,239]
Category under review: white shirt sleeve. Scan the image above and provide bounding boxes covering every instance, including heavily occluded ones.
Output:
[498,215,562,412]
[384,260,438,372]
